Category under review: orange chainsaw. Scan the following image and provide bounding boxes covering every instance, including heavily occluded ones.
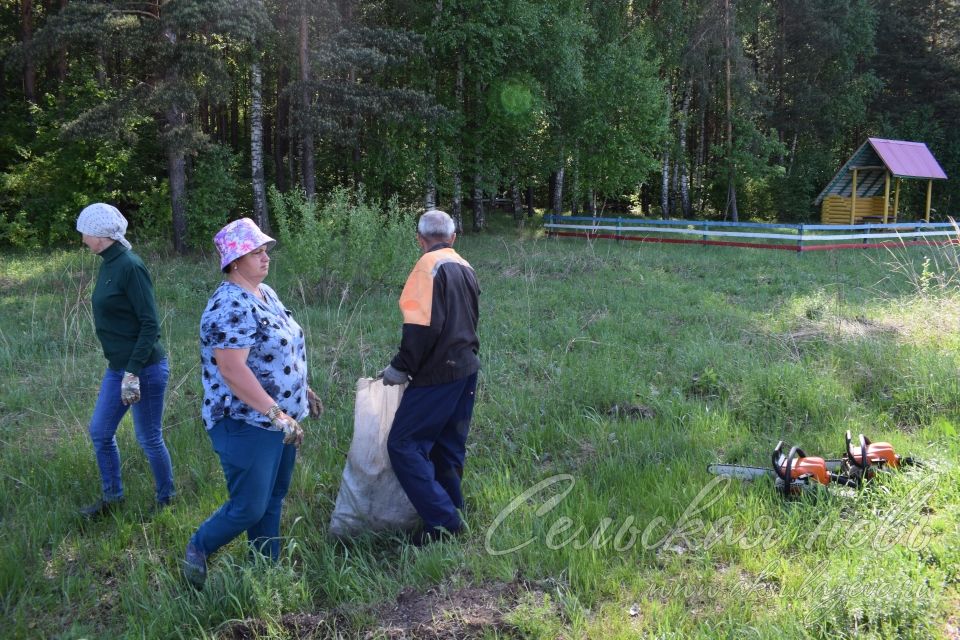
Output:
[708,441,857,495]
[840,430,919,485]
[707,432,918,495]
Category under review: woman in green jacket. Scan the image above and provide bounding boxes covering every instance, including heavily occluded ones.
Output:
[76,203,175,517]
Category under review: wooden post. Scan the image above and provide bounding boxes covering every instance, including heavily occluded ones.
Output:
[925,180,933,222]
[882,171,891,223]
[893,178,901,221]
[850,169,858,224]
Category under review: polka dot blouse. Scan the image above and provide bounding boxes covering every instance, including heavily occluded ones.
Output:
[199,281,308,431]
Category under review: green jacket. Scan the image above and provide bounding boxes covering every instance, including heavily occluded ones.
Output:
[92,242,165,374]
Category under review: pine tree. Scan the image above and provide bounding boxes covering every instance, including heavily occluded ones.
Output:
[26,0,270,252]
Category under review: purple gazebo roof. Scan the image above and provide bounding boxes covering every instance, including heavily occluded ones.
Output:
[814,138,948,204]
[868,138,948,180]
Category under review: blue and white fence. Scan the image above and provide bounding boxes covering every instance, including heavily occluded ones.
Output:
[543,216,958,252]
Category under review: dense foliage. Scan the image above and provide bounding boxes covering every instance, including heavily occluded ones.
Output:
[2,0,958,248]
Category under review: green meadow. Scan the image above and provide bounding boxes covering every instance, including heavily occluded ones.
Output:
[2,220,959,639]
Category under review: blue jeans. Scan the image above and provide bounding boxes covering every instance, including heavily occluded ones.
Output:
[191,416,297,561]
[388,373,477,533]
[88,359,175,503]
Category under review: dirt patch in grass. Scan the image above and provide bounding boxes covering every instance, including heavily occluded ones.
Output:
[606,403,657,420]
[0,276,19,293]
[373,581,525,637]
[219,612,340,639]
[788,315,904,343]
[219,581,547,639]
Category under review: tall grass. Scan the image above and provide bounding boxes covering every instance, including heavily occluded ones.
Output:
[1,215,959,638]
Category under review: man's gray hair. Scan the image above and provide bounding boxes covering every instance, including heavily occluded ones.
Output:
[418,209,456,240]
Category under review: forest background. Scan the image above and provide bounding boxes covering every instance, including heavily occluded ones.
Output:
[2,0,959,250]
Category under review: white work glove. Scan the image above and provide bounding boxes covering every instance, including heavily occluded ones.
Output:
[121,372,141,405]
[267,405,304,447]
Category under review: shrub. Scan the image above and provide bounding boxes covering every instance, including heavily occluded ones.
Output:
[271,186,419,295]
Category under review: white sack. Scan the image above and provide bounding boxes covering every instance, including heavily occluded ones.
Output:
[329,377,420,537]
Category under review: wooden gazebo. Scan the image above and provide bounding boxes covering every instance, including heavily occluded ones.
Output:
[815,138,948,224]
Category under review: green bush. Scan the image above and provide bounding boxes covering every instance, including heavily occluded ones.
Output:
[185,145,241,250]
[271,186,419,295]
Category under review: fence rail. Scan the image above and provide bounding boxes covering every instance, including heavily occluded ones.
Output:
[543,216,957,252]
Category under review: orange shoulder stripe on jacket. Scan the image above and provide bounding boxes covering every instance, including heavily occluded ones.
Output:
[398,249,472,326]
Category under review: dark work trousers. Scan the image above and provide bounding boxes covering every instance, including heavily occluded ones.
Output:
[387,372,478,533]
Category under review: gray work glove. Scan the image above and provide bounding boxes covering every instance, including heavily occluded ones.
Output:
[120,372,141,405]
[307,388,324,419]
[379,365,410,386]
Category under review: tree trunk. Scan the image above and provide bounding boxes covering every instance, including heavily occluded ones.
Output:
[510,176,521,221]
[424,0,443,211]
[723,0,739,221]
[525,185,534,218]
[451,51,464,232]
[552,156,564,216]
[679,81,692,218]
[586,189,596,216]
[570,153,580,216]
[95,48,107,87]
[340,0,362,185]
[275,64,290,192]
[22,0,36,104]
[162,20,189,254]
[166,104,188,253]
[299,3,315,199]
[231,85,240,151]
[425,168,437,211]
[57,0,68,97]
[472,170,485,231]
[672,159,679,216]
[452,172,463,233]
[250,59,268,232]
[660,147,670,219]
[695,103,707,214]
[660,81,673,219]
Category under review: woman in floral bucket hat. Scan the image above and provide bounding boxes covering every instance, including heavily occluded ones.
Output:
[183,218,323,589]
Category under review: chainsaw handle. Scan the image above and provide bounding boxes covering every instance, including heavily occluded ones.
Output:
[775,445,805,487]
[859,433,871,471]
[846,431,873,471]
[771,441,785,474]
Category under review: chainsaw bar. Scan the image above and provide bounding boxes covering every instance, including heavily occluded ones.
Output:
[707,458,843,480]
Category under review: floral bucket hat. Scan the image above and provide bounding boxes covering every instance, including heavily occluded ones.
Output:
[213,218,276,272]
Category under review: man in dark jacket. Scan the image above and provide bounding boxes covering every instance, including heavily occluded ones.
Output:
[381,209,480,545]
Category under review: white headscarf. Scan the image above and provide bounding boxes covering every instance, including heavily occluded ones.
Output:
[76,203,132,249]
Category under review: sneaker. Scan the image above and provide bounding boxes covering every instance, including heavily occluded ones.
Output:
[79,498,123,519]
[182,542,207,590]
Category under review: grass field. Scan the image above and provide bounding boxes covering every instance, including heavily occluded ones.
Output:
[2,217,960,639]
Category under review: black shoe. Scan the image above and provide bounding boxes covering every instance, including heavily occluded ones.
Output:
[182,542,208,590]
[80,498,123,519]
